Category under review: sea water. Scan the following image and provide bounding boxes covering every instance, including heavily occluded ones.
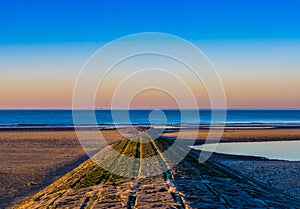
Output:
[0,109,300,129]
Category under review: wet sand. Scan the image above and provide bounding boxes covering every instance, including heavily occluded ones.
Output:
[163,128,300,143]
[212,154,300,200]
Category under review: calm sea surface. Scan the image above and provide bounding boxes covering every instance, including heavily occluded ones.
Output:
[0,109,300,128]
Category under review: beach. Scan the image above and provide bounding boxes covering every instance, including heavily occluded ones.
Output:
[0,128,300,208]
[163,128,300,143]
[0,130,123,208]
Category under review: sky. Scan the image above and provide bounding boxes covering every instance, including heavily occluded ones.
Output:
[0,0,300,109]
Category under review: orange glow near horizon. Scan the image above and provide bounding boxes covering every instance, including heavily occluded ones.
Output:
[0,77,74,109]
[1,40,299,109]
[1,78,299,109]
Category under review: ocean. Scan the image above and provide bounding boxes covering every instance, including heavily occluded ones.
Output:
[0,109,300,129]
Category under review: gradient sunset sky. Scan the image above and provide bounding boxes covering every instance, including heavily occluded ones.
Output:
[0,0,299,109]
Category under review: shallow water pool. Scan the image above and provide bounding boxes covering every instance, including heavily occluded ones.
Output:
[193,140,300,161]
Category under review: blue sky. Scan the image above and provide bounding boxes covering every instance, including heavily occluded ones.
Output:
[1,0,300,43]
[0,0,299,108]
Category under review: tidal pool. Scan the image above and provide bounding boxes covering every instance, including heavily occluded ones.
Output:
[193,140,300,161]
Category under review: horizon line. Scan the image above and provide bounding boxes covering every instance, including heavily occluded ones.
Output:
[0,108,299,111]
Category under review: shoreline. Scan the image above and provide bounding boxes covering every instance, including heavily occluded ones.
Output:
[163,128,300,143]
[1,125,300,132]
